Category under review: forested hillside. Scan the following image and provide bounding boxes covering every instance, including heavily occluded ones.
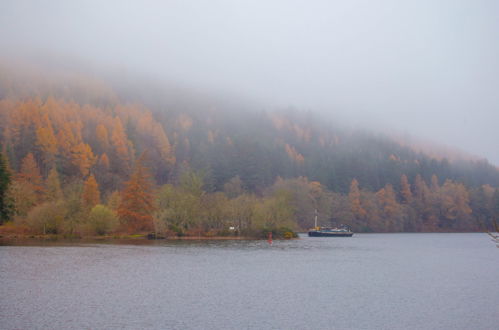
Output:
[0,65,498,235]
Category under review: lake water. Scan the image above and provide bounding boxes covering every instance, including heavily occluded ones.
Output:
[1,233,498,330]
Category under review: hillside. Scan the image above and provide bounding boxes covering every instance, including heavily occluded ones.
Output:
[0,64,498,234]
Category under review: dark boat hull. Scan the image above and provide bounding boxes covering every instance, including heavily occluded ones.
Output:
[308,231,353,237]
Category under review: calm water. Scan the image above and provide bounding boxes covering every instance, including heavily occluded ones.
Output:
[1,233,498,330]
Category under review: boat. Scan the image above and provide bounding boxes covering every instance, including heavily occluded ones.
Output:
[308,227,354,237]
[307,209,353,237]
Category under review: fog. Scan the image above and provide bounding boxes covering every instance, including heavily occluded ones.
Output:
[1,0,498,164]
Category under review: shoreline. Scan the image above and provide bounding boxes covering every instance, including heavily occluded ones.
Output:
[0,234,259,241]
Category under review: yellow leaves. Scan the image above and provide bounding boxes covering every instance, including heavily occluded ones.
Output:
[400,174,412,204]
[270,114,310,141]
[95,124,110,151]
[57,122,80,155]
[440,180,472,219]
[309,181,323,200]
[152,124,175,166]
[111,116,133,173]
[376,184,399,217]
[17,153,44,200]
[292,124,310,142]
[82,174,100,209]
[285,144,305,164]
[136,112,175,167]
[70,143,96,177]
[349,178,366,219]
[111,117,129,158]
[36,126,58,155]
[45,167,63,202]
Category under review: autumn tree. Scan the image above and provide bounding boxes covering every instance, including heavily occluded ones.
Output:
[35,122,58,172]
[201,192,230,231]
[439,180,473,230]
[18,153,44,199]
[253,190,295,230]
[376,184,402,231]
[117,154,155,232]
[45,166,63,202]
[71,142,97,177]
[82,174,100,209]
[400,174,412,204]
[111,117,133,176]
[223,175,245,199]
[349,178,366,220]
[155,184,202,234]
[95,124,110,152]
[270,177,331,229]
[180,168,205,197]
[229,193,257,231]
[57,122,80,174]
[86,204,118,235]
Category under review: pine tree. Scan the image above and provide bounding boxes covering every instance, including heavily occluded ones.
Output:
[0,150,12,223]
[117,154,155,232]
[82,174,100,209]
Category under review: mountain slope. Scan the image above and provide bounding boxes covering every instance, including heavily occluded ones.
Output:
[1,63,498,232]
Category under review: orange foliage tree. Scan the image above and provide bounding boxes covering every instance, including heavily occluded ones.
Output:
[349,178,366,220]
[18,153,44,198]
[35,122,58,170]
[82,173,100,209]
[111,117,133,175]
[117,154,155,232]
[376,184,402,231]
[400,174,412,204]
[71,142,96,177]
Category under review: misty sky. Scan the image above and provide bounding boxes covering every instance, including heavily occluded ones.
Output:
[1,0,498,164]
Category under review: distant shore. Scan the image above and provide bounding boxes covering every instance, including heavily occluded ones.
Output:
[0,233,282,245]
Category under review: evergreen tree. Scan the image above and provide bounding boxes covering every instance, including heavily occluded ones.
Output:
[0,150,12,223]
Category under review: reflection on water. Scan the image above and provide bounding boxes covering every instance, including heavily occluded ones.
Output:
[1,234,498,329]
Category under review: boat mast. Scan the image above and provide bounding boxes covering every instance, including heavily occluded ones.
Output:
[314,209,318,228]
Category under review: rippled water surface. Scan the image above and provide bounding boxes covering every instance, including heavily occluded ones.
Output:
[1,233,498,329]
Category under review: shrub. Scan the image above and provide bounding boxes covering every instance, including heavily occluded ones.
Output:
[85,204,118,235]
[24,201,66,234]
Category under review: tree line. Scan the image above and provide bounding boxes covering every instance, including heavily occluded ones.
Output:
[0,77,498,235]
[1,147,498,236]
